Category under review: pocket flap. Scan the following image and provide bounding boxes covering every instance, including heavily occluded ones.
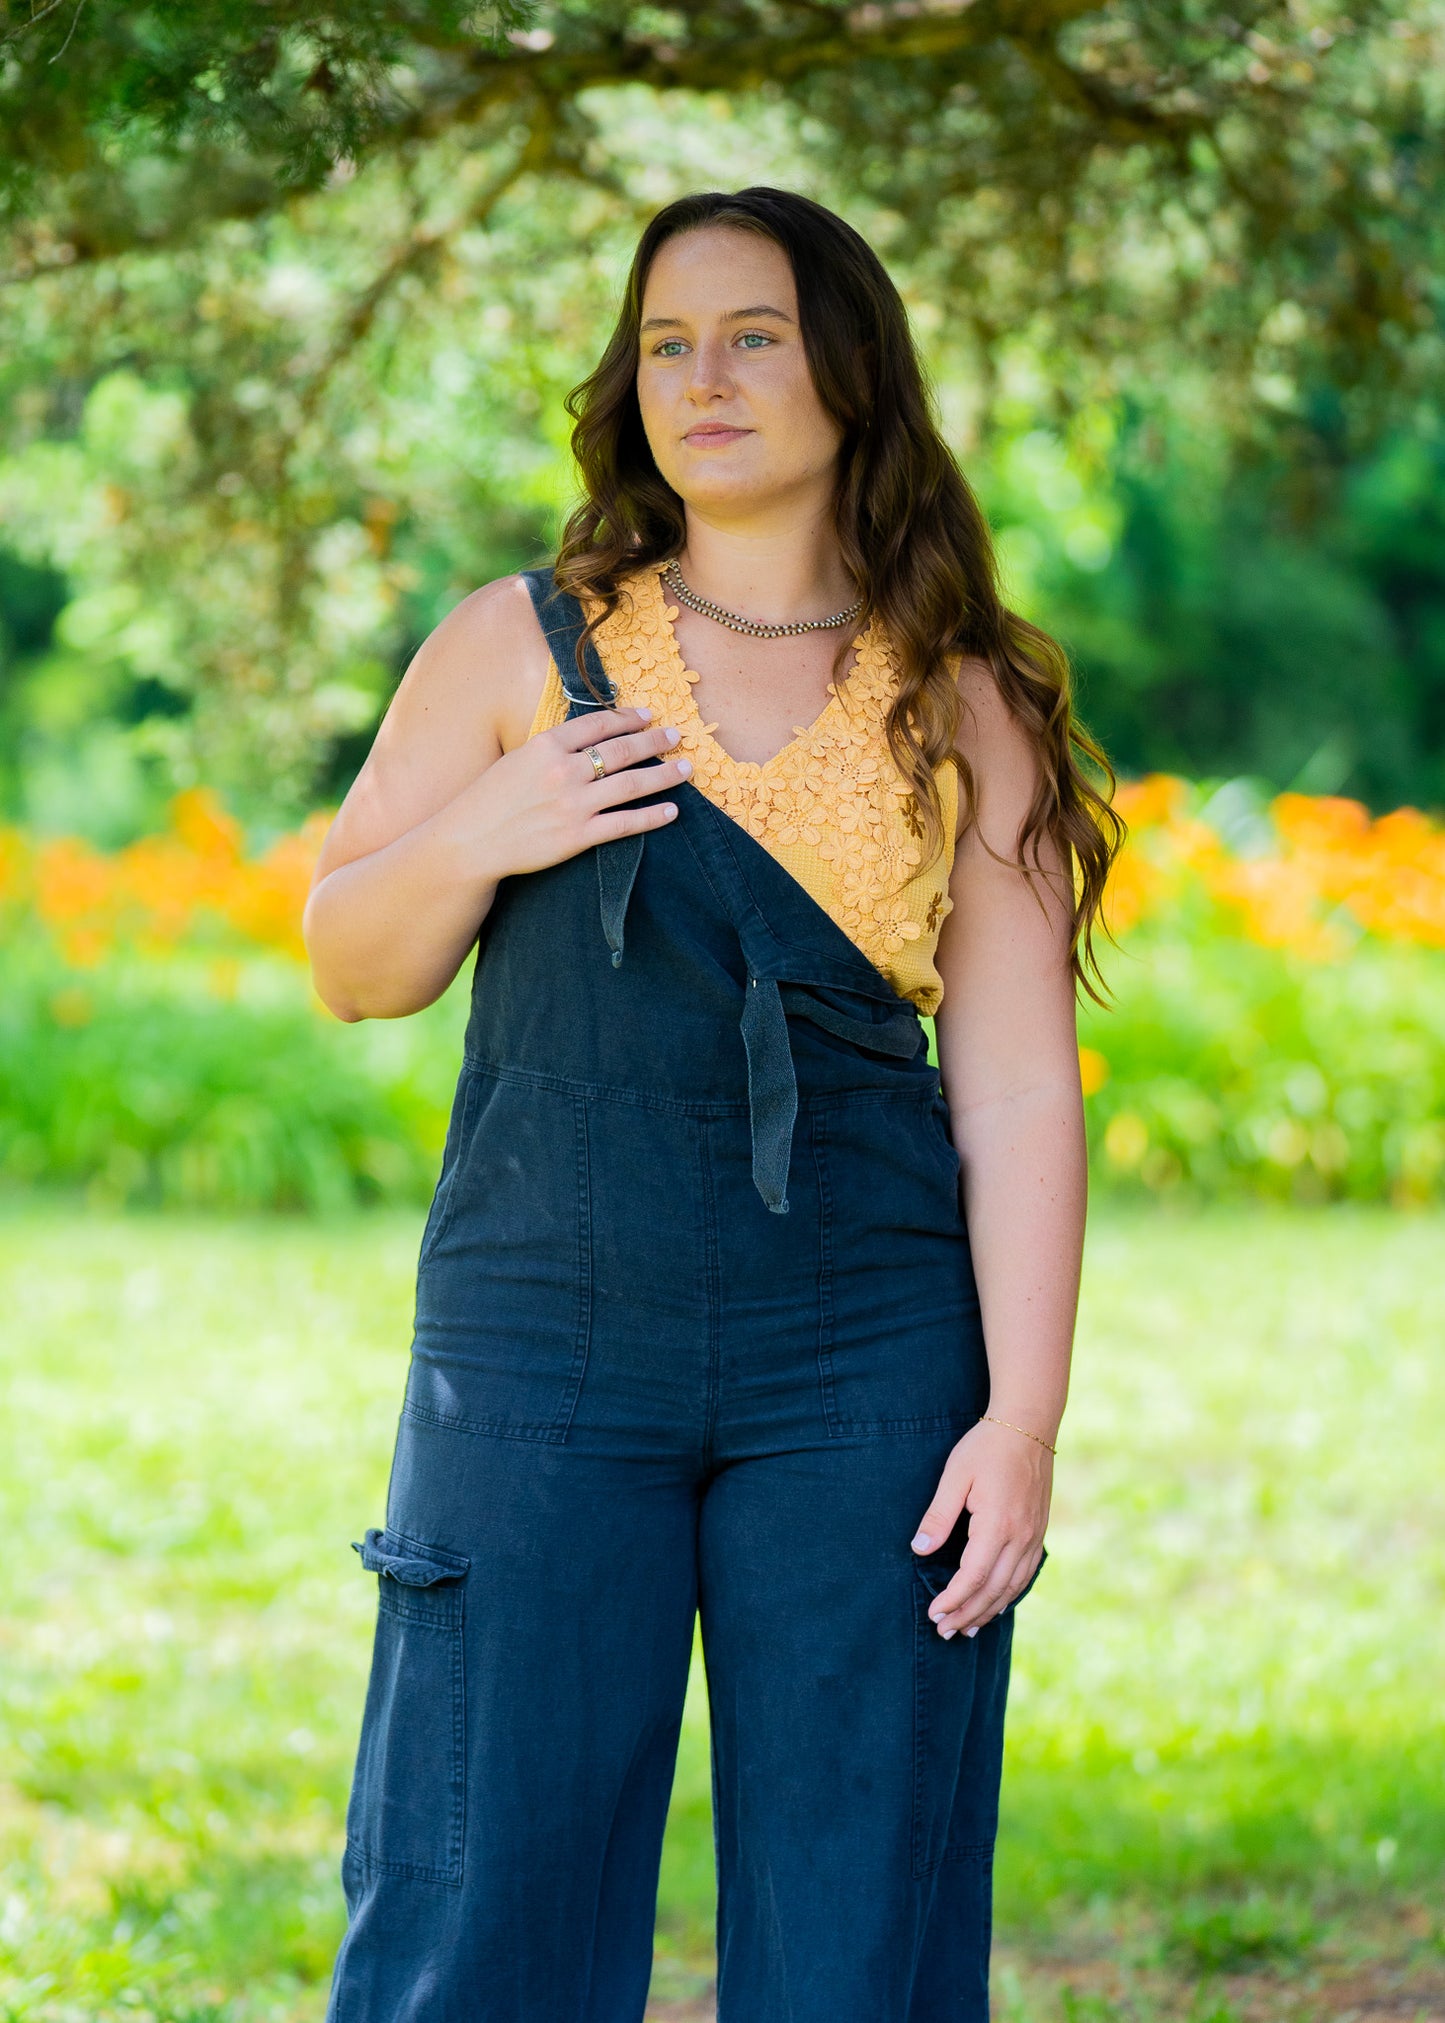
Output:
[777,981,922,1059]
[352,1527,469,1586]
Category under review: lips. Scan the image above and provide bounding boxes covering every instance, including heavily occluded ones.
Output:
[684,425,751,443]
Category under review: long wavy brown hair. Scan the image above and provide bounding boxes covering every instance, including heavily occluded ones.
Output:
[554,186,1123,1000]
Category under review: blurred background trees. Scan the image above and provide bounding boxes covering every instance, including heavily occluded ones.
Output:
[2,0,1443,833]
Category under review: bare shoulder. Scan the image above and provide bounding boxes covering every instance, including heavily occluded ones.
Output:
[950,651,1044,852]
[312,572,553,880]
[399,572,553,748]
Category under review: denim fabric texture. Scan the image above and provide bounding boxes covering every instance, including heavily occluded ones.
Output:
[324,570,1044,2023]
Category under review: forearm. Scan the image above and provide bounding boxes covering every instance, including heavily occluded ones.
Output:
[951,1076,1087,1445]
[303,793,504,1022]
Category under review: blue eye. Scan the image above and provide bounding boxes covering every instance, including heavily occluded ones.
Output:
[738,332,771,349]
[655,340,687,357]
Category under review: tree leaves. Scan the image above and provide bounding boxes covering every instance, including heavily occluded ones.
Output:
[2,0,1440,421]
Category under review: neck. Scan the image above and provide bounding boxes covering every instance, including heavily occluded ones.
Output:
[675,505,856,623]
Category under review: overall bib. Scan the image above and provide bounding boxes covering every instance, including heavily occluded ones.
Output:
[326,571,1039,2023]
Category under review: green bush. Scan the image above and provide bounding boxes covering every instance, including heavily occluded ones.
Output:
[1078,933,1445,1205]
[0,933,461,1213]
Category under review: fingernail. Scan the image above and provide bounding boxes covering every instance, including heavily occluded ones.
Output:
[677,758,693,776]
[940,1627,956,1640]
[911,1532,933,1552]
[636,706,652,719]
[663,725,681,744]
[965,1626,979,1638]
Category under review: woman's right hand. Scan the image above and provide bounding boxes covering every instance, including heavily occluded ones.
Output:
[303,577,694,1022]
[471,706,692,879]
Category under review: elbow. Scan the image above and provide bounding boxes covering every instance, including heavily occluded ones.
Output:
[302,890,366,1022]
[310,974,368,1023]
[309,968,444,1024]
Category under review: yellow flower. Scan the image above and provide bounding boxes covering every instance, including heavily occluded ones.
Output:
[871,894,924,954]
[1078,1047,1110,1097]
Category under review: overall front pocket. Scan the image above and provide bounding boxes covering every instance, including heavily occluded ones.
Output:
[416,1064,482,1271]
[411,1067,592,1442]
[344,1527,470,1887]
[910,1556,1016,1879]
[813,1097,985,1436]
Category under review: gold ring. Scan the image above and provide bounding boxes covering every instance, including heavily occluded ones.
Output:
[583,744,606,781]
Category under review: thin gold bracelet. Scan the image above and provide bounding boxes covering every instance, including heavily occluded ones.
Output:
[979,1413,1058,1456]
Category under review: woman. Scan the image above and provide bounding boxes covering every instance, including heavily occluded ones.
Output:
[305,185,1118,2023]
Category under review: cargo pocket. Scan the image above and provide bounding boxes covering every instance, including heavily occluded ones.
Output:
[344,1526,470,1887]
[910,1551,1032,1879]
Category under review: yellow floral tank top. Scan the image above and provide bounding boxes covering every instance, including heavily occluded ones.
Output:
[524,561,958,1013]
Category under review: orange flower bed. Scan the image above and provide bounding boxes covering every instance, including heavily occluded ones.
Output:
[1106,776,1445,955]
[0,789,331,968]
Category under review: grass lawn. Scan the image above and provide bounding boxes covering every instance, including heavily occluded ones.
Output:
[0,1200,1441,2021]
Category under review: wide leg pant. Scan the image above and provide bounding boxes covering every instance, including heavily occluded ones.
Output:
[326,1238,1015,2023]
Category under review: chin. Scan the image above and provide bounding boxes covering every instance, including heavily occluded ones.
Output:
[671,469,785,515]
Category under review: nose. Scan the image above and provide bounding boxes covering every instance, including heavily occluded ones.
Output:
[684,333,736,405]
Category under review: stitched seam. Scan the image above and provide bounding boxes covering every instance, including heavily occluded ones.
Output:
[912,1579,930,1877]
[417,1067,479,1269]
[459,1053,751,1119]
[812,1112,840,1439]
[401,1397,567,1445]
[374,1525,470,1573]
[832,1412,976,1435]
[449,1588,466,1879]
[377,1593,463,1630]
[343,1838,463,1888]
[699,1115,721,1466]
[806,1086,937,1117]
[548,1092,592,1442]
[675,791,746,925]
[456,1056,937,1119]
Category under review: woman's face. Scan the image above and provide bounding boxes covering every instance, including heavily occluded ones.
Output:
[635,226,845,520]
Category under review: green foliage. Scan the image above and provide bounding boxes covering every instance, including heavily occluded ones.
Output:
[0,930,462,1212]
[0,1204,1440,2015]
[994,412,1445,811]
[1163,1895,1315,1973]
[0,0,533,214]
[4,2,1441,426]
[1076,934,1445,1205]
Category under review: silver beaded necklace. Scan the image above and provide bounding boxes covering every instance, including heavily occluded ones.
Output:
[662,557,863,639]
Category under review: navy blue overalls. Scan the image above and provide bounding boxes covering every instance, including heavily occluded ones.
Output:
[325,570,1039,2023]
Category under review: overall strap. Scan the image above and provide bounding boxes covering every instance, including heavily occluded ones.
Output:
[682,792,925,1213]
[519,566,617,711]
[519,566,644,968]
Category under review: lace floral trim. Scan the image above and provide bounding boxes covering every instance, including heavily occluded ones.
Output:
[588,564,955,1004]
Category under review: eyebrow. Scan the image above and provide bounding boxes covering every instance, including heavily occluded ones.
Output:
[639,304,795,332]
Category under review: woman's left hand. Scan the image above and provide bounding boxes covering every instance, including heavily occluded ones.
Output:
[910,1416,1054,1638]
